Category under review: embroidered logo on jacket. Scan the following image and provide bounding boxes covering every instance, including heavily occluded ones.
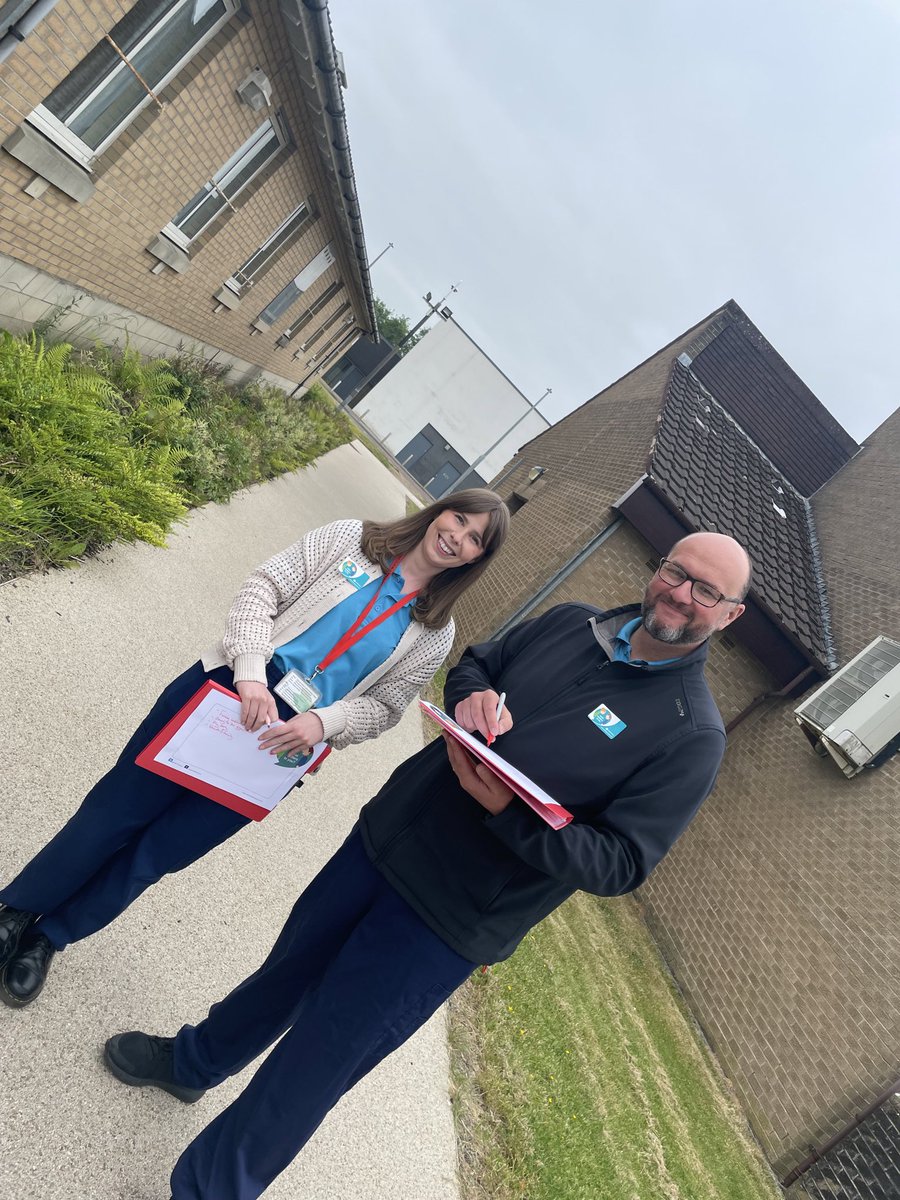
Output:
[588,703,627,739]
[675,698,685,717]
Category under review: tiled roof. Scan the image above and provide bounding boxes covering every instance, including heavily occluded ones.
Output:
[650,359,836,669]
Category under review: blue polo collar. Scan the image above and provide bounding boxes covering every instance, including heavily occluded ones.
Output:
[612,617,682,668]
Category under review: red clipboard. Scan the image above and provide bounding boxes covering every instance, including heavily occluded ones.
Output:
[420,701,573,830]
[136,679,331,821]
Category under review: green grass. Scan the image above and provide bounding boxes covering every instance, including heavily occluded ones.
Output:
[420,665,448,742]
[449,890,781,1200]
[349,424,397,474]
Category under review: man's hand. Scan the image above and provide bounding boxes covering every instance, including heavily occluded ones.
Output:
[453,690,514,743]
[443,734,514,815]
[258,711,325,757]
[235,680,279,731]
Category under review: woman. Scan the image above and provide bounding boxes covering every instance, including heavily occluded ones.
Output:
[0,488,509,1007]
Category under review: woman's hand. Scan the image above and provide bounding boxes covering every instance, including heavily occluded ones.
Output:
[443,734,514,815]
[257,712,325,757]
[453,690,514,742]
[235,680,279,731]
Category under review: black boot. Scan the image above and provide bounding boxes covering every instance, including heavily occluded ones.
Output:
[1,930,56,1007]
[104,1031,206,1103]
[0,905,36,970]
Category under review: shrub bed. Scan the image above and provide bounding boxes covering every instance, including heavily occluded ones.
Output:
[0,331,352,579]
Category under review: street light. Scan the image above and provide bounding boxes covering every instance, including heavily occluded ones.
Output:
[442,387,552,497]
[395,282,460,349]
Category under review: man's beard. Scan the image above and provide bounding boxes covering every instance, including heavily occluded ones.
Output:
[641,597,716,646]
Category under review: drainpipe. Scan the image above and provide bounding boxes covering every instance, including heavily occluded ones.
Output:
[0,0,60,64]
[725,666,817,735]
[781,1075,900,1187]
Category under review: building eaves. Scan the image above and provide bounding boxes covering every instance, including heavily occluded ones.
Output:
[651,360,838,671]
[278,0,377,337]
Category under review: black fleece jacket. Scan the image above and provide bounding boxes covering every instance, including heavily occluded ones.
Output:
[359,603,726,963]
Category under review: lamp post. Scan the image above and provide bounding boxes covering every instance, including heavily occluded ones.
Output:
[439,387,552,497]
[395,282,460,350]
[368,242,393,269]
[335,282,459,410]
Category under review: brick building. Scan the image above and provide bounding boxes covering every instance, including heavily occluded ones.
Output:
[0,0,375,388]
[452,301,900,1189]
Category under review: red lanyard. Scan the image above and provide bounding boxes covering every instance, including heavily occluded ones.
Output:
[313,558,419,677]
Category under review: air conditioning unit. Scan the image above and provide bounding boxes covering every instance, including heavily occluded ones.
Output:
[794,636,900,777]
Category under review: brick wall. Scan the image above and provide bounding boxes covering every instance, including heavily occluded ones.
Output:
[452,366,900,1182]
[0,1,363,382]
[639,407,900,1177]
[813,408,900,662]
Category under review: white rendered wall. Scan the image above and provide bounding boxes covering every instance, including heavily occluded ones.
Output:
[356,318,549,480]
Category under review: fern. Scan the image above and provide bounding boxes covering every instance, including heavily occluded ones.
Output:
[0,331,352,580]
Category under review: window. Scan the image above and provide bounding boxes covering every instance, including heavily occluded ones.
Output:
[300,317,356,365]
[223,202,316,296]
[277,281,344,340]
[296,301,352,351]
[27,0,240,166]
[162,115,288,248]
[257,244,338,329]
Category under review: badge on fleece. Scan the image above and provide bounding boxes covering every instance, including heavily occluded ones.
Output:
[339,559,372,589]
[588,703,627,739]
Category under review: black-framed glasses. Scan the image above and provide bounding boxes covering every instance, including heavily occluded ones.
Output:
[656,558,741,608]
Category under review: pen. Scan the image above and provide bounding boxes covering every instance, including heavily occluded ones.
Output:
[487,692,506,746]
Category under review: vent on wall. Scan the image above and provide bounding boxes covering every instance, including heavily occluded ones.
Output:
[794,636,900,777]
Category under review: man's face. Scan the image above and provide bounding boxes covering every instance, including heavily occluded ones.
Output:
[641,540,746,648]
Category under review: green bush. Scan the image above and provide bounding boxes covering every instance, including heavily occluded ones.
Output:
[0,331,353,578]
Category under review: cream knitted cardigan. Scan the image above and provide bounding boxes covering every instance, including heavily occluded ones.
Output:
[201,519,455,750]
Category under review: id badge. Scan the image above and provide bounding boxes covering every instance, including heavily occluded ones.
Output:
[274,668,322,714]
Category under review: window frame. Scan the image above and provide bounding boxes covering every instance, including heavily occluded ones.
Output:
[223,201,314,296]
[256,245,339,331]
[161,114,288,249]
[26,0,240,168]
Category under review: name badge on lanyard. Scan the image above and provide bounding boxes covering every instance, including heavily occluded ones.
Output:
[273,557,419,715]
[274,669,322,713]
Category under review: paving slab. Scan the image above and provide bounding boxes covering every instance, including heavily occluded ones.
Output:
[0,442,458,1200]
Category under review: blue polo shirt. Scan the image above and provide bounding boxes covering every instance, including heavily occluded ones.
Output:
[612,617,681,668]
[272,565,415,705]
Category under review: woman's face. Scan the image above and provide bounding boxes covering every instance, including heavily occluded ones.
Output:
[420,508,490,572]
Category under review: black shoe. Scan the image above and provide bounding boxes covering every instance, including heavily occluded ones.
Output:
[0,905,36,970]
[104,1032,206,1103]
[0,930,56,1007]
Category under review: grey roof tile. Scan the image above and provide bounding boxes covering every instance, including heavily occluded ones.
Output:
[650,361,836,669]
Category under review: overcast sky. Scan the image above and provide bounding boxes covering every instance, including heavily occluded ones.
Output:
[331,0,899,443]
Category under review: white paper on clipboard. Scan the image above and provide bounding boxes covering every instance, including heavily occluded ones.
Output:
[153,690,327,813]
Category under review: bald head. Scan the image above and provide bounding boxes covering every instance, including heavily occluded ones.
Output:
[635,531,750,655]
[669,532,752,601]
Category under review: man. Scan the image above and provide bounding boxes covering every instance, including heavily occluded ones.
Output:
[104,531,749,1200]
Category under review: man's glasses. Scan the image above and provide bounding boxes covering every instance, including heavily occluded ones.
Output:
[656,558,741,608]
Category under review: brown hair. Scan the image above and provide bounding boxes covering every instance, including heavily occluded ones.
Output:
[360,488,510,629]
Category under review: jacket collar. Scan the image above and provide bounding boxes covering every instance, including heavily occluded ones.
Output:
[587,604,712,671]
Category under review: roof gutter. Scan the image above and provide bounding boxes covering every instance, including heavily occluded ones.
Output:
[280,0,378,338]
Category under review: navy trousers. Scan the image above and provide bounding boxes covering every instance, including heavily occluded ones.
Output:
[0,659,297,950]
[170,828,475,1200]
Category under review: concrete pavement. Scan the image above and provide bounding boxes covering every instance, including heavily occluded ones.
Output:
[0,442,461,1200]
